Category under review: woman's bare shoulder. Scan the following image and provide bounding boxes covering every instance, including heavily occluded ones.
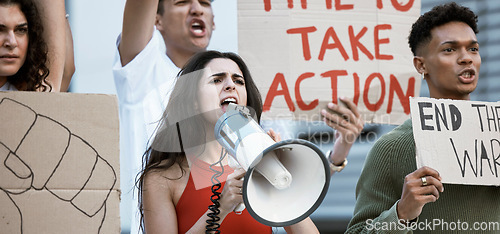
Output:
[142,161,190,201]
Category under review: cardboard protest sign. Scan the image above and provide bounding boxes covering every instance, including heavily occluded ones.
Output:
[411,97,500,186]
[238,0,422,124]
[0,92,120,233]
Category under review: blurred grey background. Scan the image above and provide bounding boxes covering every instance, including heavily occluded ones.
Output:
[65,0,499,233]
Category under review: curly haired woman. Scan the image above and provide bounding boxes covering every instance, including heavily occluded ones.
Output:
[0,0,73,92]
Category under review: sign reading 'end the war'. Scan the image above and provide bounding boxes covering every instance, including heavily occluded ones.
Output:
[238,0,422,124]
[411,97,500,186]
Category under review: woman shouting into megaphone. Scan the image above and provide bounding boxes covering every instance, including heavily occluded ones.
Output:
[137,51,363,233]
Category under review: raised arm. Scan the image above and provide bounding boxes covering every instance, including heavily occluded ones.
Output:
[119,0,158,66]
[60,17,75,92]
[37,0,67,92]
[321,97,364,174]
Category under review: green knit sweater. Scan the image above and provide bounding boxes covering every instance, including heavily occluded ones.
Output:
[346,119,500,233]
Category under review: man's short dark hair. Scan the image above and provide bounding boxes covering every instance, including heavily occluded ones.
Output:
[408,2,478,56]
[157,0,215,15]
[157,0,165,15]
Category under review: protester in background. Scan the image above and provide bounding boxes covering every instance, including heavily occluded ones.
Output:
[346,2,500,233]
[138,50,363,233]
[0,0,73,92]
[113,1,216,232]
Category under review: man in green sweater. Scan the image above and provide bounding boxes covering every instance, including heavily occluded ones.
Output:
[346,2,500,233]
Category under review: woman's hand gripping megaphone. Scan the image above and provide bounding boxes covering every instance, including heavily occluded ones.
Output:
[226,158,246,215]
[226,129,282,215]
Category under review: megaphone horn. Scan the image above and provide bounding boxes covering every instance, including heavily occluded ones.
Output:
[215,103,330,227]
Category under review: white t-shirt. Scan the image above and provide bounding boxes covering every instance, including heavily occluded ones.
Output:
[112,30,180,234]
[0,81,18,91]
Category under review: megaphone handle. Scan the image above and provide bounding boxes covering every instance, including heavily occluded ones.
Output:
[234,202,245,215]
[234,174,246,215]
[234,169,246,214]
[228,157,246,214]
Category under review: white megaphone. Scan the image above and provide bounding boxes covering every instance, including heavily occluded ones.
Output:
[214,103,330,227]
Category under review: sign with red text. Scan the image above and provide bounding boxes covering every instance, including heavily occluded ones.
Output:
[238,0,421,124]
[411,97,500,186]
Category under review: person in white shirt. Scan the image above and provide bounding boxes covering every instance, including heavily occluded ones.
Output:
[112,1,215,233]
